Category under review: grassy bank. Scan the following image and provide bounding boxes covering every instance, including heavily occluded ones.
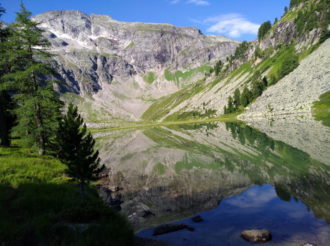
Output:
[0,142,133,246]
[313,90,330,127]
[91,113,241,133]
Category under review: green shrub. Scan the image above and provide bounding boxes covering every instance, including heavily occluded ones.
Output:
[278,54,299,78]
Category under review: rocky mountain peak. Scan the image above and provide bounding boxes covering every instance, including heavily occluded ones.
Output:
[32,10,239,122]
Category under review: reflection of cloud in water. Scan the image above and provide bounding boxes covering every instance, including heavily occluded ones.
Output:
[276,202,308,219]
[225,185,277,208]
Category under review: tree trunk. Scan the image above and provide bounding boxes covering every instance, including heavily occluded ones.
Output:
[32,69,45,155]
[35,102,45,155]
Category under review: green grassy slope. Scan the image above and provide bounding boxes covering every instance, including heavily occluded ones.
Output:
[313,90,330,127]
[0,143,133,246]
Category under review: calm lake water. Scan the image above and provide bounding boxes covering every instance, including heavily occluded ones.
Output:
[96,119,330,246]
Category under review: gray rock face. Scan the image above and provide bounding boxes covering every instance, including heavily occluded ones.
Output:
[33,11,238,120]
[240,38,330,120]
[35,10,237,72]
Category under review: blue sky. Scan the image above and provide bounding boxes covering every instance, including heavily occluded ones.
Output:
[1,0,289,41]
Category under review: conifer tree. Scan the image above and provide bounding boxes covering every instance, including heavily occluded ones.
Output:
[214,60,223,76]
[262,77,268,88]
[240,87,252,107]
[258,21,272,40]
[227,96,234,113]
[3,3,62,154]
[252,81,263,98]
[56,104,104,202]
[233,88,241,109]
[0,4,15,146]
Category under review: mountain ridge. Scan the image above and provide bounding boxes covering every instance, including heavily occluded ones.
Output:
[33,0,330,124]
[33,10,239,122]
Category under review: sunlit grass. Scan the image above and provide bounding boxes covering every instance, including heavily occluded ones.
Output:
[313,90,330,127]
[0,141,133,246]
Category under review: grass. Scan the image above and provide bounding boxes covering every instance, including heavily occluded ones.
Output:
[312,90,330,127]
[142,79,207,121]
[126,42,135,49]
[0,142,133,246]
[164,65,212,83]
[143,72,157,84]
[152,163,166,175]
[226,62,253,82]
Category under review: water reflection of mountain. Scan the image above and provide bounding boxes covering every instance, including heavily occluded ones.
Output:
[96,120,330,230]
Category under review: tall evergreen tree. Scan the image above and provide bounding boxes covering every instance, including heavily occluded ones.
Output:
[3,3,62,154]
[252,81,263,98]
[258,21,272,40]
[227,96,234,113]
[0,4,15,146]
[240,87,252,107]
[233,88,241,109]
[214,60,223,76]
[57,104,104,202]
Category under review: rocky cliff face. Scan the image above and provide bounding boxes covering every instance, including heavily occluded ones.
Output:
[240,39,330,120]
[33,11,238,121]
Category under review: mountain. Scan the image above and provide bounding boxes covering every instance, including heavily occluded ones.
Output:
[32,10,239,122]
[138,0,330,123]
[34,0,330,124]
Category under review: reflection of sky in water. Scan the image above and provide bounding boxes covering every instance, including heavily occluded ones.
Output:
[138,185,330,246]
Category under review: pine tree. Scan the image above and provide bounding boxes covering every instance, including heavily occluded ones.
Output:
[262,77,268,88]
[258,21,272,40]
[3,3,62,154]
[0,4,15,146]
[57,104,104,202]
[227,96,234,113]
[233,88,241,109]
[240,87,252,107]
[214,60,223,76]
[252,81,263,98]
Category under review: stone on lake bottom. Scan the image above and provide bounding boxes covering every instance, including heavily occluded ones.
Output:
[192,215,203,223]
[241,229,272,243]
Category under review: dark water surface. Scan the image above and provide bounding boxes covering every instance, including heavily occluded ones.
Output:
[96,120,330,245]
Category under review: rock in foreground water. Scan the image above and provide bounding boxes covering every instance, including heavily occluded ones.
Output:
[192,215,203,223]
[241,229,272,243]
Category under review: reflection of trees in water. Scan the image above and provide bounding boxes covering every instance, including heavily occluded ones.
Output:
[225,122,274,151]
[169,122,219,137]
[225,122,330,225]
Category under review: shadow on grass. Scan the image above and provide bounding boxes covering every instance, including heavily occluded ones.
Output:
[0,183,134,246]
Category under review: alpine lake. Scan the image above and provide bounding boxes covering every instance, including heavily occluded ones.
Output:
[95,117,330,246]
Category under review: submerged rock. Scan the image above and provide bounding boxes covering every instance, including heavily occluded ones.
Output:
[241,229,272,243]
[192,215,203,223]
[153,224,194,236]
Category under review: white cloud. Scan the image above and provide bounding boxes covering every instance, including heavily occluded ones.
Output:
[205,14,260,38]
[169,0,180,4]
[187,0,210,6]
